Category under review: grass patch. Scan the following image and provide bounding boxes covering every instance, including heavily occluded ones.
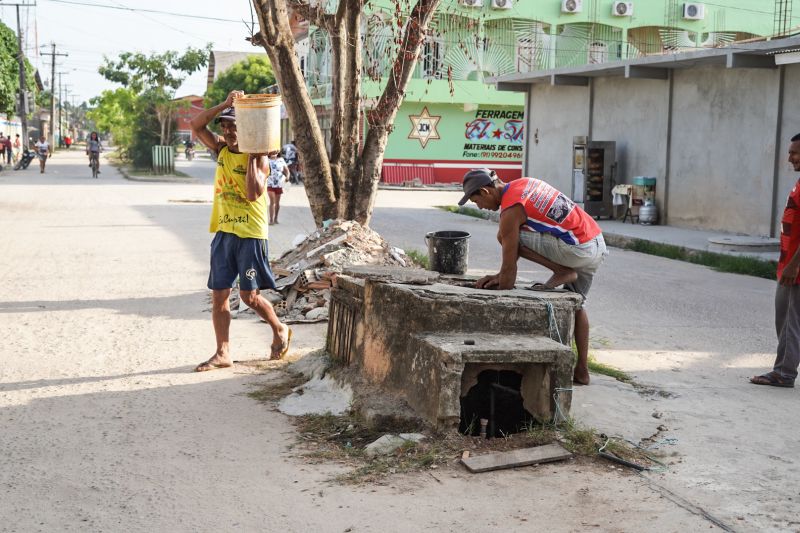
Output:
[406,248,430,269]
[588,355,633,384]
[560,422,599,456]
[288,412,616,484]
[573,341,633,385]
[623,240,776,280]
[436,205,490,220]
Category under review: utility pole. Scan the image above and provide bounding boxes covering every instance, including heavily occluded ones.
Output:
[41,43,67,148]
[57,72,62,143]
[57,72,68,141]
[62,84,72,139]
[7,2,37,149]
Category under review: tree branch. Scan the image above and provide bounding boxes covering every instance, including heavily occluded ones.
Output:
[252,0,338,223]
[352,0,440,223]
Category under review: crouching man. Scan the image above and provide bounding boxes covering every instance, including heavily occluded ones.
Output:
[458,169,608,385]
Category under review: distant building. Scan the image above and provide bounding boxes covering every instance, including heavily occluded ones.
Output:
[297,0,775,185]
[207,50,270,89]
[172,95,205,142]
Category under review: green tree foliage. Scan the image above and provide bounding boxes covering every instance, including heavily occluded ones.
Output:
[99,47,210,94]
[205,56,275,107]
[0,21,36,116]
[96,45,210,165]
[87,88,137,155]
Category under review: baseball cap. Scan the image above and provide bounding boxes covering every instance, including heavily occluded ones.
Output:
[214,107,236,124]
[458,168,495,205]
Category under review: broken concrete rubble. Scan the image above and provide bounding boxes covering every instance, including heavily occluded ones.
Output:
[261,220,419,324]
[364,433,426,457]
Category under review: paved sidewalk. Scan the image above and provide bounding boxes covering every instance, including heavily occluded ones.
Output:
[598,219,780,262]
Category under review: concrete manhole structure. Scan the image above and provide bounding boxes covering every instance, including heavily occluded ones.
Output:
[326,266,582,435]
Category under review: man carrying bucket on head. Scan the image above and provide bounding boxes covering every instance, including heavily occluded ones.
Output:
[190,89,292,372]
[458,169,608,385]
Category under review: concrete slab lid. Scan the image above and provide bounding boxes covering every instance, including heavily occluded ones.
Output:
[398,282,583,305]
[342,265,440,284]
[707,235,779,252]
[415,332,572,364]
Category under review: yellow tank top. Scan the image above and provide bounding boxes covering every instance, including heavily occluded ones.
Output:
[209,146,269,239]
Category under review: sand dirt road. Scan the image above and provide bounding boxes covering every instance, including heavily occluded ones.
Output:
[0,150,788,532]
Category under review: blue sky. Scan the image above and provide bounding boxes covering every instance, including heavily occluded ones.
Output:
[0,0,260,104]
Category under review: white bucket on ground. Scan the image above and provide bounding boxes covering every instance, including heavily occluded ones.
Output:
[233,94,282,154]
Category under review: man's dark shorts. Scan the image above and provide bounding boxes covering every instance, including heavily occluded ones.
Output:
[208,231,277,291]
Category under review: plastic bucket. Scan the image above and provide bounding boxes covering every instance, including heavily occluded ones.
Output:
[233,94,282,153]
[425,230,470,274]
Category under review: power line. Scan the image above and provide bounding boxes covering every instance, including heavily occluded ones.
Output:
[40,0,242,23]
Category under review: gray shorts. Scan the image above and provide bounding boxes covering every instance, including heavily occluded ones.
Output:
[519,231,607,305]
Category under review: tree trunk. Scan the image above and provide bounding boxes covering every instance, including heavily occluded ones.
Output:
[253,0,439,227]
[348,0,440,224]
[252,0,338,225]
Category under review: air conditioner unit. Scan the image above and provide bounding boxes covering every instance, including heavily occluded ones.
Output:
[612,1,633,16]
[683,3,705,20]
[492,0,513,10]
[561,0,582,14]
[461,0,483,7]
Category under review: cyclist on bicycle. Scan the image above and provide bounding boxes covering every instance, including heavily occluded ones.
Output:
[86,131,103,176]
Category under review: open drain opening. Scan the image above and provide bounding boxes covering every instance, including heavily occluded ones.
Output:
[459,369,535,438]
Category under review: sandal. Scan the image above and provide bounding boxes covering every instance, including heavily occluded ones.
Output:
[195,357,232,372]
[527,282,565,292]
[269,326,293,360]
[749,372,794,388]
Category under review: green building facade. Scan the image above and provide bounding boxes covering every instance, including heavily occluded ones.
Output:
[301,0,779,183]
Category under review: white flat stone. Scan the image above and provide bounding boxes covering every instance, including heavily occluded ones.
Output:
[278,376,352,416]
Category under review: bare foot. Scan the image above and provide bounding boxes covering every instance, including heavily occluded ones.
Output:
[543,269,578,289]
[195,354,232,372]
[573,366,590,385]
[269,324,292,360]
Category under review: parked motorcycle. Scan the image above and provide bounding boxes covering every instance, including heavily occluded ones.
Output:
[14,148,35,170]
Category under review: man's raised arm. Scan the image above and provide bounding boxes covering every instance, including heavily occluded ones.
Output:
[190,90,242,157]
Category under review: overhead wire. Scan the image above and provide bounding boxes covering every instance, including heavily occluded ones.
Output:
[40,0,242,23]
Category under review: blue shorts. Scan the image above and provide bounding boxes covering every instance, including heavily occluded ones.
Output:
[207,232,277,292]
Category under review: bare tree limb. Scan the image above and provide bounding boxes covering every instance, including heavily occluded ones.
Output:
[348,0,440,223]
[252,0,338,223]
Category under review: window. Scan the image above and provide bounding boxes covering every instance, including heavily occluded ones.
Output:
[588,41,608,64]
[421,32,444,79]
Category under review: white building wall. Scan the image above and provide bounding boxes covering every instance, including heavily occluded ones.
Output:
[668,65,779,235]
[527,83,589,196]
[519,61,791,236]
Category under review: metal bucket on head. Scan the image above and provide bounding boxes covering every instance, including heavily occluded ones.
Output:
[425,230,470,274]
[233,94,282,154]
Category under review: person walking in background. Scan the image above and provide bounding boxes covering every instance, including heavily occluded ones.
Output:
[0,134,6,165]
[282,139,300,184]
[34,136,50,174]
[189,89,292,371]
[267,150,289,225]
[751,133,800,388]
[64,136,72,150]
[13,134,21,164]
[2,134,12,165]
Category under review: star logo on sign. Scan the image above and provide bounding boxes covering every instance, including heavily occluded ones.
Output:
[408,106,441,148]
